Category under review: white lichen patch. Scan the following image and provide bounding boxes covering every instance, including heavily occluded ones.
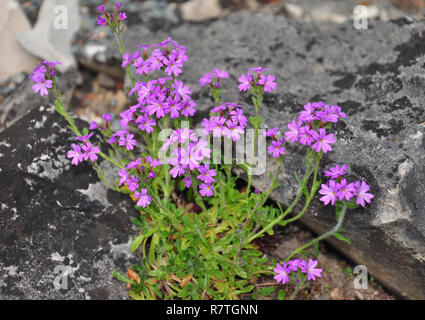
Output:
[0,140,11,148]
[84,44,107,62]
[50,252,65,262]
[3,265,19,277]
[34,115,48,129]
[26,152,68,181]
[109,238,133,260]
[77,181,111,208]
[373,159,414,225]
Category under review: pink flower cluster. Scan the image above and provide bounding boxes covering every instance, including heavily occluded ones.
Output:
[97,2,127,27]
[238,67,277,93]
[264,127,285,158]
[161,128,215,197]
[319,164,374,207]
[67,133,101,165]
[121,38,188,78]
[118,156,162,207]
[201,102,247,142]
[285,102,346,154]
[274,258,322,285]
[29,61,62,96]
[199,68,229,88]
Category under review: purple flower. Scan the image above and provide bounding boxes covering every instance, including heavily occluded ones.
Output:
[164,55,183,77]
[317,104,339,123]
[118,169,129,186]
[136,115,156,133]
[263,127,279,137]
[248,66,269,74]
[354,181,374,207]
[199,183,214,197]
[318,180,338,206]
[298,103,318,123]
[197,164,216,184]
[102,113,112,122]
[268,139,285,158]
[324,164,347,179]
[146,156,162,169]
[258,74,277,92]
[97,16,107,26]
[67,144,84,166]
[273,263,290,285]
[299,126,315,146]
[199,73,212,87]
[134,189,152,208]
[31,72,52,96]
[76,132,94,144]
[336,179,355,201]
[287,259,302,272]
[119,133,137,151]
[89,121,99,130]
[169,156,186,178]
[238,73,253,92]
[229,108,248,127]
[301,259,322,281]
[285,120,303,143]
[126,175,139,192]
[180,100,196,117]
[223,120,245,142]
[213,68,229,79]
[171,80,192,100]
[311,128,335,154]
[184,176,192,188]
[82,143,100,162]
[126,158,142,170]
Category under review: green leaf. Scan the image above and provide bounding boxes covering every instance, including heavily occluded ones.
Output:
[278,289,286,300]
[112,271,133,284]
[346,201,359,209]
[333,232,351,245]
[130,235,144,253]
[82,127,89,136]
[313,240,319,256]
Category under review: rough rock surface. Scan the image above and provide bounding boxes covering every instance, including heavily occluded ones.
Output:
[0,71,80,133]
[74,11,425,298]
[0,105,139,299]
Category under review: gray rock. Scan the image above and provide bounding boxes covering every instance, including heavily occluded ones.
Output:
[0,70,80,133]
[16,0,80,73]
[0,105,139,299]
[73,11,425,298]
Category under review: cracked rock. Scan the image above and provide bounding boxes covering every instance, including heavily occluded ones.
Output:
[0,105,139,299]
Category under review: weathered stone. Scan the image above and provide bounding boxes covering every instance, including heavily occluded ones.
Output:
[0,0,38,82]
[16,0,80,73]
[0,105,139,299]
[179,0,226,22]
[0,70,80,133]
[73,11,425,299]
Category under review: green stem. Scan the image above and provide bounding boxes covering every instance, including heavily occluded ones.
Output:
[245,154,320,244]
[285,205,347,262]
[246,99,261,195]
[191,175,207,211]
[282,153,321,225]
[114,31,135,88]
[250,159,282,216]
